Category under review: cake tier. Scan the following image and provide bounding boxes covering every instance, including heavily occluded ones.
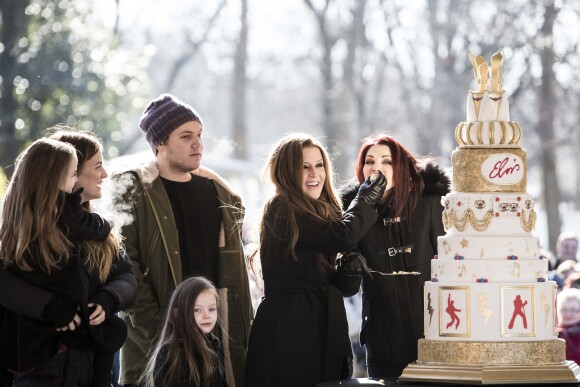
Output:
[466,90,510,124]
[423,281,557,341]
[452,147,527,192]
[455,121,522,147]
[431,259,548,283]
[437,235,541,260]
[442,192,536,236]
[416,339,565,365]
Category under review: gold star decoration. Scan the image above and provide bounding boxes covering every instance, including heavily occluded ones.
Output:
[460,238,469,248]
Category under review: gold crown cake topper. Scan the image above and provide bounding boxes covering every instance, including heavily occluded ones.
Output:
[455,50,523,147]
[469,51,503,92]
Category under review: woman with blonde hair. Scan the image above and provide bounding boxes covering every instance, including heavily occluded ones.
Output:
[244,133,386,387]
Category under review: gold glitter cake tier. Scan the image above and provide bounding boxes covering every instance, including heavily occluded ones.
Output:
[417,339,565,365]
[452,147,527,192]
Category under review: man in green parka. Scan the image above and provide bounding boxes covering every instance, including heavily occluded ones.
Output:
[113,94,253,386]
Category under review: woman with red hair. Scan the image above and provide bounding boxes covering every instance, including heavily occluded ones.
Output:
[341,134,450,379]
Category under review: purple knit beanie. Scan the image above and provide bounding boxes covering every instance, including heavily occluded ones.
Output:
[139,94,203,151]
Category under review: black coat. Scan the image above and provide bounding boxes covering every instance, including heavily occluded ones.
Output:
[0,201,137,372]
[0,253,137,372]
[244,196,379,387]
[341,163,450,378]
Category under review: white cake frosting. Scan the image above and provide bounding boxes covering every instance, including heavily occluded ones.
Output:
[442,193,536,236]
[456,90,523,148]
[437,235,541,260]
[431,259,548,283]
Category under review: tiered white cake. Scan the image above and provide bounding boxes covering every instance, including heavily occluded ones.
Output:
[400,52,579,384]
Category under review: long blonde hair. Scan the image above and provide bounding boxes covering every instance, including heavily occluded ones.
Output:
[142,277,221,387]
[259,133,342,266]
[0,139,76,272]
[49,126,120,282]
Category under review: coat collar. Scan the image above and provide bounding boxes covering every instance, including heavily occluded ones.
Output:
[130,159,239,197]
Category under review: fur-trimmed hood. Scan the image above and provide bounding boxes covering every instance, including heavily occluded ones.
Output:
[419,162,451,196]
[116,159,240,198]
[340,162,450,200]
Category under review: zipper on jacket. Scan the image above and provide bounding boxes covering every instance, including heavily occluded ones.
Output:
[143,227,160,279]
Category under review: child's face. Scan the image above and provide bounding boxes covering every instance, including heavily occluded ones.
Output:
[61,156,78,194]
[194,290,218,334]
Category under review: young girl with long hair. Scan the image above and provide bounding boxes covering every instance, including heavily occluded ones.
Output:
[142,276,226,387]
[0,134,137,386]
[244,133,386,387]
[341,133,451,378]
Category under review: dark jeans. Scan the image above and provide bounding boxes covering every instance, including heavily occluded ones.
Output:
[112,351,121,387]
[13,348,94,387]
[0,368,13,387]
[93,351,115,387]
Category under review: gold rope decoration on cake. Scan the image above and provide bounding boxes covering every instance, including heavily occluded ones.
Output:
[520,209,537,232]
[489,122,495,144]
[443,208,494,232]
[477,123,483,144]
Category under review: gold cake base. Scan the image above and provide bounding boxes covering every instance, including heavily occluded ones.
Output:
[417,339,566,364]
[399,361,580,385]
[399,339,580,384]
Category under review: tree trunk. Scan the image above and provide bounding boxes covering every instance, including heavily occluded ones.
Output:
[162,0,227,92]
[0,0,28,177]
[537,0,562,251]
[232,0,248,160]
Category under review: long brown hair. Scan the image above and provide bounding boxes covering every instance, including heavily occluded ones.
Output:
[49,126,120,283]
[142,277,221,387]
[354,134,424,227]
[260,133,342,265]
[0,139,76,272]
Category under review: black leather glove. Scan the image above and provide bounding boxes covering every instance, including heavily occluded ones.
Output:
[341,355,354,379]
[41,294,78,327]
[337,250,373,281]
[356,170,387,206]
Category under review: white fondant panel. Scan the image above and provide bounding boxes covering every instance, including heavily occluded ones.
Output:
[442,192,535,236]
[466,91,509,122]
[437,236,541,260]
[424,281,557,342]
[431,259,548,283]
[481,154,524,185]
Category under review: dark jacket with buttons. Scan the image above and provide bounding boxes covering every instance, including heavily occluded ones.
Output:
[341,163,450,378]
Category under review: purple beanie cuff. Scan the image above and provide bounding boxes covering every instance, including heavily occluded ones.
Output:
[139,94,202,151]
